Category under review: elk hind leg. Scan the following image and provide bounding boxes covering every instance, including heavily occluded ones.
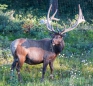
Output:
[16,55,26,82]
[10,58,19,80]
[16,62,22,82]
[11,58,19,70]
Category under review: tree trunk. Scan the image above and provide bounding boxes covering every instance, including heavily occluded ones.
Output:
[49,0,58,16]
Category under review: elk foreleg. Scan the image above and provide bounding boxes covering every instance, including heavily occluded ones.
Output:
[41,61,49,82]
[49,61,54,79]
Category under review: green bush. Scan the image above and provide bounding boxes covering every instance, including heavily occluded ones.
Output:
[0,36,12,62]
[0,11,23,35]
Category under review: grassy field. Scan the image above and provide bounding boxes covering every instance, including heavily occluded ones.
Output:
[0,1,93,86]
[0,54,93,86]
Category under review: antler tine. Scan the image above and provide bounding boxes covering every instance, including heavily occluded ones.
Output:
[61,4,85,34]
[46,4,59,32]
[68,19,73,27]
[63,23,66,29]
[51,9,60,21]
[56,24,60,32]
[78,4,85,24]
[46,4,53,31]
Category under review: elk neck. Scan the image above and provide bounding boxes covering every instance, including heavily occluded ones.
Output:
[50,39,64,55]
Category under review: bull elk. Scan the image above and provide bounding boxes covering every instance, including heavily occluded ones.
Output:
[10,4,85,82]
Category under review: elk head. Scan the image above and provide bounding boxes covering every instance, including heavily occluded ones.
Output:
[46,4,85,46]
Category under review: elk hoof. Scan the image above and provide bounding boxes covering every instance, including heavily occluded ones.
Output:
[40,78,44,82]
[50,74,54,79]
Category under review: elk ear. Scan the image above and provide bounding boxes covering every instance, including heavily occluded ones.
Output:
[61,33,66,37]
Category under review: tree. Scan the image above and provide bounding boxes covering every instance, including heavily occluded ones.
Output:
[49,0,58,17]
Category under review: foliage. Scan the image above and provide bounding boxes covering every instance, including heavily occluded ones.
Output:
[0,36,12,65]
[0,4,8,10]
[0,10,22,35]
[0,1,93,86]
[0,36,10,48]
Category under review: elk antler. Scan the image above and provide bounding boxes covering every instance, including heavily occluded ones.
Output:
[46,4,60,32]
[61,4,85,34]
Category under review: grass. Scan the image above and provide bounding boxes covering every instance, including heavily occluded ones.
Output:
[0,1,93,86]
[0,54,93,86]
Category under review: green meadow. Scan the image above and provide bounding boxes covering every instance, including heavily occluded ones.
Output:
[0,0,93,86]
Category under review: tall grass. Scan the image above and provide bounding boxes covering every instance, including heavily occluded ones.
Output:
[0,54,93,86]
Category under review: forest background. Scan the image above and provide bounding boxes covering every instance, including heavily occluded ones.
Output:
[0,0,93,86]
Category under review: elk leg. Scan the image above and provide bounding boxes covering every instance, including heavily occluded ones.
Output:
[10,58,18,79]
[16,54,26,82]
[11,60,17,71]
[41,61,48,82]
[16,62,22,82]
[49,62,54,79]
